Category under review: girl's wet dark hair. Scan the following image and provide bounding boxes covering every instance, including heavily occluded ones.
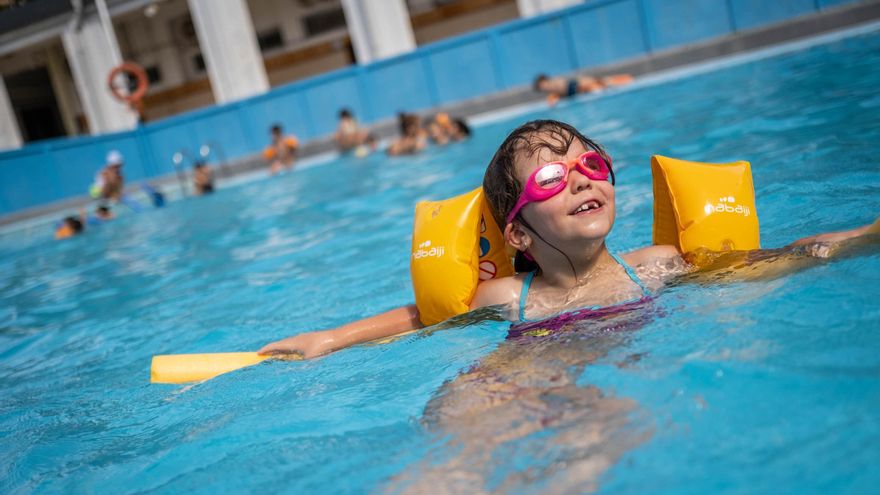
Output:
[483,119,615,272]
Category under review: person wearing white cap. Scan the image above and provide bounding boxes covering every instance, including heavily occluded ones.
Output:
[90,150,126,201]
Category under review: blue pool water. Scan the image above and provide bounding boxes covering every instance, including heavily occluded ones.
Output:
[2,27,880,494]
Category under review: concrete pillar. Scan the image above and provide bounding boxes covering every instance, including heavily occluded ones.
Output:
[187,0,269,104]
[517,0,582,17]
[45,45,80,137]
[341,0,416,64]
[0,76,24,151]
[61,15,138,134]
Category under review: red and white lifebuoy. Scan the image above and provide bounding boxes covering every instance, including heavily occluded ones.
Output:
[108,62,149,104]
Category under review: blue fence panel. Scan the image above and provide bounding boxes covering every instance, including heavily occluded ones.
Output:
[187,107,254,160]
[302,72,367,137]
[496,15,575,87]
[729,0,816,30]
[567,0,649,68]
[244,89,312,146]
[364,56,433,120]
[426,36,499,104]
[143,123,200,176]
[0,148,60,214]
[641,0,734,50]
[817,0,860,8]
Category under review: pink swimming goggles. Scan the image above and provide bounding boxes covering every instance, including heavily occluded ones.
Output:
[506,151,612,224]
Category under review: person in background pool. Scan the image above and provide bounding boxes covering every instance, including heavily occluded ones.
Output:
[82,205,115,226]
[264,124,299,175]
[451,117,471,140]
[335,108,376,155]
[426,113,471,146]
[260,119,878,359]
[54,216,84,240]
[534,73,634,106]
[387,112,428,156]
[193,161,215,195]
[91,150,126,202]
[53,204,112,240]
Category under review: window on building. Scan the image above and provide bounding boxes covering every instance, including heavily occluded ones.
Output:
[257,28,284,52]
[145,66,162,84]
[193,54,205,72]
[172,15,199,47]
[302,8,346,37]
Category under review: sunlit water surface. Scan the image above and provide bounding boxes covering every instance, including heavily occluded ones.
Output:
[1,28,879,494]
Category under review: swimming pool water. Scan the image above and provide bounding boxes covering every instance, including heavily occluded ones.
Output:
[2,27,879,494]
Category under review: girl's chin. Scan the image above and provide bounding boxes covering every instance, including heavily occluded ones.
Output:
[564,227,612,244]
[572,215,613,233]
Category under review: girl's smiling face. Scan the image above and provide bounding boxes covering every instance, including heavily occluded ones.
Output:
[512,135,616,248]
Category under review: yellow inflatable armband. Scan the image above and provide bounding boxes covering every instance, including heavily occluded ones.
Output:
[652,155,760,252]
[54,224,75,240]
[151,352,269,384]
[411,187,513,326]
[262,137,298,160]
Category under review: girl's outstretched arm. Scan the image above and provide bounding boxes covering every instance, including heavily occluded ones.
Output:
[258,304,422,359]
[684,218,880,282]
[787,218,880,255]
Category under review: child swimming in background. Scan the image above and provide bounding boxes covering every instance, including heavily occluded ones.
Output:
[54,216,84,240]
[82,205,115,226]
[387,112,428,156]
[259,119,878,358]
[192,161,215,195]
[264,124,299,175]
[426,113,472,146]
[335,108,376,154]
[534,73,634,106]
[91,150,126,202]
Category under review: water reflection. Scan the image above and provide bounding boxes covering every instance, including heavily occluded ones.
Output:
[389,308,656,493]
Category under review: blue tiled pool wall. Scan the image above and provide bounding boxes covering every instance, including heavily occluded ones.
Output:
[0,0,860,215]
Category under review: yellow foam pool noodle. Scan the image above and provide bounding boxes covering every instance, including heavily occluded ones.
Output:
[411,187,513,326]
[652,155,760,253]
[150,352,269,384]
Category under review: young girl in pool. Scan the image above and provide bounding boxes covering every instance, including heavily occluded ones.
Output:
[259,119,878,358]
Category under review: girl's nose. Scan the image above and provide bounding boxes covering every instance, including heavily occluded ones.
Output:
[569,164,592,193]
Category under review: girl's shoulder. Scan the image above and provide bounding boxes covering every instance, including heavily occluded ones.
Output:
[621,245,691,288]
[470,273,528,313]
[621,244,681,268]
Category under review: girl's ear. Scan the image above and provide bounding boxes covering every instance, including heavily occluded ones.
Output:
[504,222,531,253]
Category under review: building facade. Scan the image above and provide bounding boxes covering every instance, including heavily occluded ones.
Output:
[0,0,578,151]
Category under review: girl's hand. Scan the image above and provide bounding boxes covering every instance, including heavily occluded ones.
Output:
[258,331,336,359]
[789,217,880,258]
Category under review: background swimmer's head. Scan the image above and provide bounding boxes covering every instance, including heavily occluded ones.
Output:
[270,124,282,138]
[96,205,112,219]
[64,216,83,233]
[339,108,353,120]
[453,118,471,138]
[533,74,549,92]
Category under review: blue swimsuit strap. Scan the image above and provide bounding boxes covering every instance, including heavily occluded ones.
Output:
[518,271,537,323]
[517,252,650,322]
[609,251,651,296]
